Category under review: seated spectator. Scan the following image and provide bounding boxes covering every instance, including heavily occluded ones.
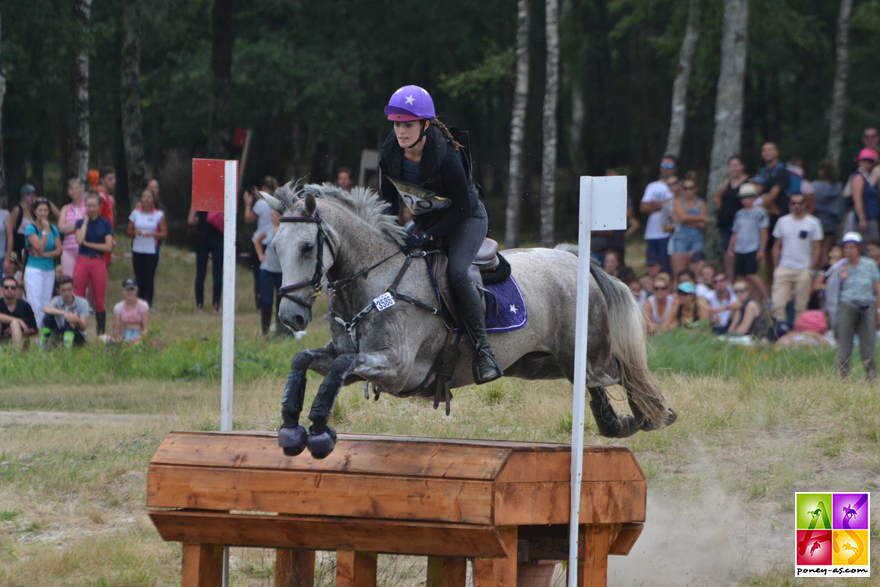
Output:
[662,281,710,331]
[602,249,622,278]
[3,252,24,299]
[643,273,673,335]
[617,267,641,302]
[106,278,150,344]
[776,310,830,348]
[727,183,770,302]
[688,251,707,278]
[639,254,662,297]
[676,268,697,288]
[0,276,36,349]
[834,232,880,380]
[695,263,716,299]
[726,280,770,337]
[41,275,89,347]
[705,273,736,334]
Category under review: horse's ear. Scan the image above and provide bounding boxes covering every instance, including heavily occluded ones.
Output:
[304,191,317,216]
[263,194,284,214]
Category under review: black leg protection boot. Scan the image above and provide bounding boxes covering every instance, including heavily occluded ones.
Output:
[453,281,503,384]
[260,306,272,337]
[96,312,106,336]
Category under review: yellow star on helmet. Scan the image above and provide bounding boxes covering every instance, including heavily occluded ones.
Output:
[405,95,415,105]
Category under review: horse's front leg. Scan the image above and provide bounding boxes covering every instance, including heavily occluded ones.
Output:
[278,343,338,457]
[305,350,400,459]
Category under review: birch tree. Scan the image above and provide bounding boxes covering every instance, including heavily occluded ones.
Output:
[664,0,702,160]
[505,0,529,249]
[826,0,853,166]
[206,0,234,158]
[121,0,146,205]
[540,0,559,248]
[68,0,92,183]
[0,2,5,197]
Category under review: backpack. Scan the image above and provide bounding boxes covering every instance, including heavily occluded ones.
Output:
[447,127,486,200]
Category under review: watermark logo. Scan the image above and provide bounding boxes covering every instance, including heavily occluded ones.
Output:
[796,492,870,577]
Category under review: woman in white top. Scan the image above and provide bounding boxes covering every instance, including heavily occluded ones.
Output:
[642,273,674,335]
[126,188,167,307]
[57,178,87,277]
[244,176,277,310]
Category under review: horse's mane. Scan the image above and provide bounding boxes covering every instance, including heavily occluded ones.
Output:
[274,181,406,245]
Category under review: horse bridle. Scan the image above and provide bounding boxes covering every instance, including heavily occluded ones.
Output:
[277,212,335,308]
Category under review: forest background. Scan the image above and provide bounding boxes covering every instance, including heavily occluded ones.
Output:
[1,0,878,247]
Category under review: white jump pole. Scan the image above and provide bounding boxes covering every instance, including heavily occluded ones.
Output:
[221,160,237,587]
[568,176,626,587]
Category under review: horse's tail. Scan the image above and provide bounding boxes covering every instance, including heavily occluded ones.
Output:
[587,258,669,428]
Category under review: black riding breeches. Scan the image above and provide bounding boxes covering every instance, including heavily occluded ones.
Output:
[446,211,488,286]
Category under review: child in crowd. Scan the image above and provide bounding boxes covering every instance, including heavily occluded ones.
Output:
[106,278,150,344]
[727,183,770,302]
[639,254,662,298]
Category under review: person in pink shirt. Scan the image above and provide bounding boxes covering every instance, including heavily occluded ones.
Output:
[107,278,150,344]
[58,178,87,277]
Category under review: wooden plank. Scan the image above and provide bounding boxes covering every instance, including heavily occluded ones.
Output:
[150,432,551,480]
[275,549,315,587]
[473,527,518,587]
[497,448,642,483]
[608,523,643,556]
[147,465,493,524]
[426,556,467,587]
[494,481,645,526]
[149,511,508,558]
[573,526,619,587]
[336,551,377,587]
[181,543,223,587]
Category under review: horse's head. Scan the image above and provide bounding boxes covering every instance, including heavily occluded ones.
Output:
[265,184,336,331]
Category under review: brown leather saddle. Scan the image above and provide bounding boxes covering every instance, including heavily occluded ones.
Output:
[429,238,508,326]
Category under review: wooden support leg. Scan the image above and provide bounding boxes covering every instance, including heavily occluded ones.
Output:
[473,527,518,587]
[571,526,620,587]
[336,550,377,587]
[181,543,223,587]
[427,556,467,587]
[275,549,316,587]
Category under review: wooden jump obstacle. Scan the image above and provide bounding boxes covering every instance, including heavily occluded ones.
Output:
[146,431,646,587]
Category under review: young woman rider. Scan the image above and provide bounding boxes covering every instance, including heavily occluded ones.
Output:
[378,85,502,384]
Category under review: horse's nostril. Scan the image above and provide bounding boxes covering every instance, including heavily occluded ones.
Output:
[293,316,306,330]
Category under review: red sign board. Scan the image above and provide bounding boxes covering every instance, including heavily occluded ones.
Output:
[192,159,237,213]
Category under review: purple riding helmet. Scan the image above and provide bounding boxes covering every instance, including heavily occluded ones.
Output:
[384,85,435,121]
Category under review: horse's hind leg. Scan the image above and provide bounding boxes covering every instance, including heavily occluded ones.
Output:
[627,397,677,431]
[278,345,338,457]
[588,387,640,438]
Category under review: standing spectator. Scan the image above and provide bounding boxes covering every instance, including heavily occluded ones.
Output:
[726,279,769,337]
[74,193,114,335]
[669,174,711,282]
[5,185,37,268]
[0,198,7,280]
[754,143,790,286]
[23,198,62,327]
[108,278,150,344]
[40,275,89,347]
[639,254,662,298]
[145,179,164,264]
[57,178,87,278]
[727,183,770,302]
[243,177,277,310]
[127,188,167,307]
[337,167,354,192]
[603,168,639,263]
[705,273,735,334]
[254,209,282,337]
[834,232,880,380]
[712,156,748,279]
[0,276,36,349]
[770,193,823,324]
[188,205,224,313]
[96,168,117,267]
[602,249,622,278]
[843,149,879,243]
[640,156,677,273]
[662,281,710,331]
[86,169,100,190]
[643,273,673,335]
[812,160,843,266]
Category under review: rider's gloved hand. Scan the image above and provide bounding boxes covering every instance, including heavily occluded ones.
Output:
[404,231,431,250]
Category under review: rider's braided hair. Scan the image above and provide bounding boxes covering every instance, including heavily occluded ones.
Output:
[429,118,463,151]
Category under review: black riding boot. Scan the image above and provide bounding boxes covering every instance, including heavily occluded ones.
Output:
[260,306,272,337]
[96,311,106,336]
[453,280,503,384]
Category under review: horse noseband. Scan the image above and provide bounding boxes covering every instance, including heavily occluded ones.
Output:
[278,213,335,306]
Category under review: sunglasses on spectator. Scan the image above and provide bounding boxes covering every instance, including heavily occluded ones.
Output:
[660,163,675,169]
[2,285,16,290]
[682,185,696,191]
[734,288,748,294]
[654,285,668,291]
[713,278,726,284]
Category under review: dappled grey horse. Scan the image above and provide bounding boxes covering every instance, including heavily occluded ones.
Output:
[265,182,676,458]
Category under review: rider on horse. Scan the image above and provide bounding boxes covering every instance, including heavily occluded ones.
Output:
[378,85,503,384]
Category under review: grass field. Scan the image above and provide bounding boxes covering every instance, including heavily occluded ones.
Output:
[0,245,878,585]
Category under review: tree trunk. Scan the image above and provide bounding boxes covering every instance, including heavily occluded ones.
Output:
[705,0,748,263]
[569,82,585,175]
[826,0,853,167]
[0,2,5,198]
[206,0,234,159]
[540,0,560,248]
[505,0,530,249]
[68,0,92,184]
[121,0,146,207]
[664,0,702,160]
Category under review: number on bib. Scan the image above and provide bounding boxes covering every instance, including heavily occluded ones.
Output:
[373,292,396,312]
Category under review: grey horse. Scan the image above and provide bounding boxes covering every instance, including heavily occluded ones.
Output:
[264,182,676,458]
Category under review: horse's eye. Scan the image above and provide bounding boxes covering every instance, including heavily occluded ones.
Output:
[300,242,315,255]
